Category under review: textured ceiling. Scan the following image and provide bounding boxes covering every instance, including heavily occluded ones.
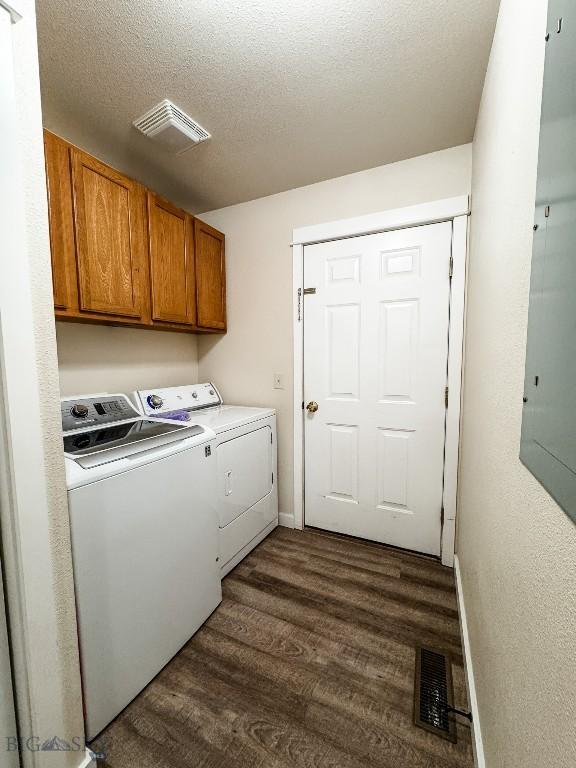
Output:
[37,0,499,213]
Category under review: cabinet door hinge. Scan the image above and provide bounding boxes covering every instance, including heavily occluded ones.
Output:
[449,255,454,278]
[445,386,449,408]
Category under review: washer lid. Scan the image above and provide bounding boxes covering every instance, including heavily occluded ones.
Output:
[64,419,205,468]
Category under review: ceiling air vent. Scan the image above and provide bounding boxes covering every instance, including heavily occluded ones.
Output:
[133,99,211,154]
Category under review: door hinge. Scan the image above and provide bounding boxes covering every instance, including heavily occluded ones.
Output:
[272,472,274,485]
[270,432,273,444]
[449,255,454,278]
[303,287,317,295]
[545,204,550,218]
[445,386,449,408]
[297,287,302,322]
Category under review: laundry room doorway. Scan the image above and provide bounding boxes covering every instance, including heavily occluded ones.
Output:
[292,198,469,565]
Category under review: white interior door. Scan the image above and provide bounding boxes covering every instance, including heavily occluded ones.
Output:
[303,222,452,556]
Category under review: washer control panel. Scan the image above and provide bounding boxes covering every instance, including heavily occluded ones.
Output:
[134,382,222,416]
[61,394,139,432]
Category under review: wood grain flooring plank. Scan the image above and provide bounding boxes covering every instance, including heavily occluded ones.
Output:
[208,599,414,693]
[281,528,456,591]
[260,534,457,608]
[222,577,417,668]
[230,568,463,661]
[94,528,473,768]
[158,645,375,768]
[177,629,427,768]
[201,606,471,767]
[247,542,459,618]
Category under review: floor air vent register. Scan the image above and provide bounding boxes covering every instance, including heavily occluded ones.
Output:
[414,646,461,742]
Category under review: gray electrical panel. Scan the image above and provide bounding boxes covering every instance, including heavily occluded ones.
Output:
[520,0,576,524]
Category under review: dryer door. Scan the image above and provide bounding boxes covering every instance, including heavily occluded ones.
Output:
[217,426,273,527]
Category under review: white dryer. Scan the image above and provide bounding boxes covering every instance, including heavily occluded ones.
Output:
[133,383,278,575]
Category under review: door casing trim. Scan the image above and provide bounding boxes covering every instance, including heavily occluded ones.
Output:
[291,195,470,567]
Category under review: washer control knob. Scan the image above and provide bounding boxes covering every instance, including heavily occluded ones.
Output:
[147,394,163,410]
[71,403,89,419]
[209,389,215,396]
[192,392,198,399]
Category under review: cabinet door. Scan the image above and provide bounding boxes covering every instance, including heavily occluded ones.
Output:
[44,130,78,311]
[71,149,148,319]
[194,219,226,330]
[148,193,196,325]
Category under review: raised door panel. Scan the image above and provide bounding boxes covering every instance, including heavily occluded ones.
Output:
[378,300,418,403]
[71,149,148,319]
[326,304,360,399]
[326,424,359,504]
[194,220,226,330]
[148,193,196,325]
[43,130,78,311]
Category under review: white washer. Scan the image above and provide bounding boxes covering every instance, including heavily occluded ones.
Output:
[62,393,221,739]
[133,383,278,575]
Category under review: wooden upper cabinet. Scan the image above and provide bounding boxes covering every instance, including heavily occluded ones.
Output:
[147,193,196,325]
[70,148,149,319]
[44,131,78,311]
[194,219,226,330]
[44,130,226,334]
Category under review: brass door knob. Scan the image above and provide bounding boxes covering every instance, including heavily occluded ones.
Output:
[306,401,319,413]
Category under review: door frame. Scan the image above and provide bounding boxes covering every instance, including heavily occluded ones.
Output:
[292,196,470,567]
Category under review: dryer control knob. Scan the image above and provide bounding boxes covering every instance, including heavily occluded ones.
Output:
[147,394,163,410]
[192,392,198,399]
[71,403,89,419]
[209,389,215,396]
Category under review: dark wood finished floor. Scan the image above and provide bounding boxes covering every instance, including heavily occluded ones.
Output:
[96,527,473,768]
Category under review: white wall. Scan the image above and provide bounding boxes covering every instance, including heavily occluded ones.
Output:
[57,323,199,397]
[5,3,86,766]
[198,145,472,523]
[458,1,576,767]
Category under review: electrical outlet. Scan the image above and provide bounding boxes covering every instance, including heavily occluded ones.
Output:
[273,373,284,390]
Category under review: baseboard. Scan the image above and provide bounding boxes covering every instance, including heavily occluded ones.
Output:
[454,555,485,768]
[278,512,295,528]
